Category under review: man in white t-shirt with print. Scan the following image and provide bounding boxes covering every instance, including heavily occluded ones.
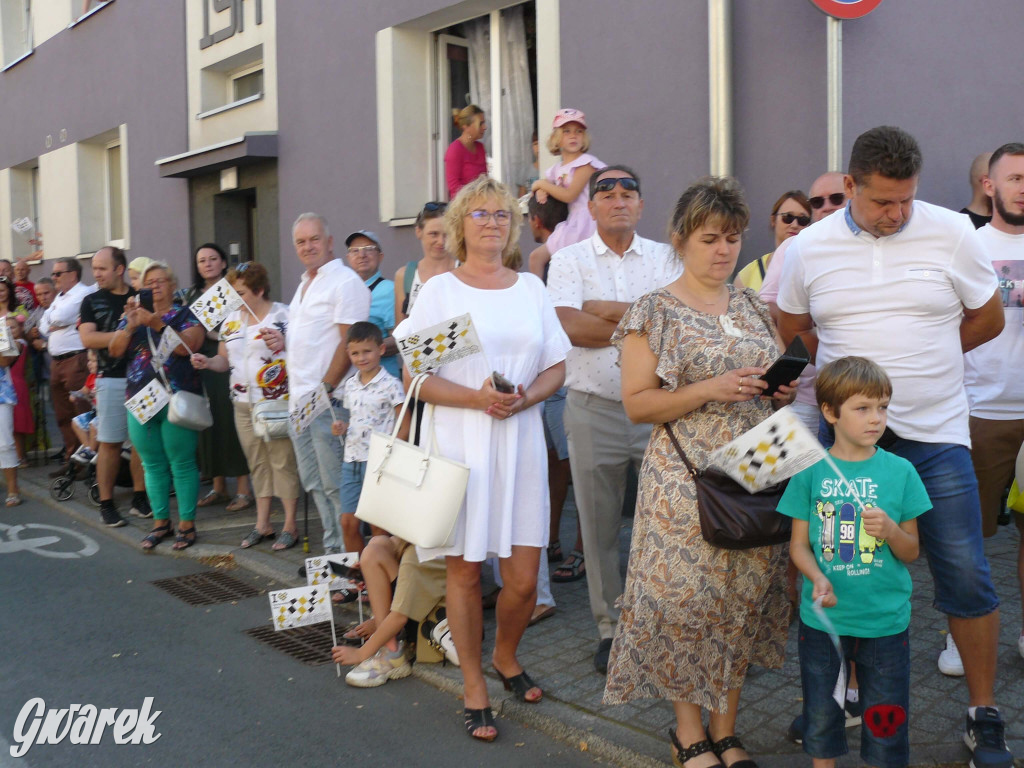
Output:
[778,126,1014,768]
[547,165,682,674]
[262,213,370,555]
[963,142,1024,664]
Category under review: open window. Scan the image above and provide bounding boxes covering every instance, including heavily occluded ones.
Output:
[377,0,553,225]
[0,0,32,68]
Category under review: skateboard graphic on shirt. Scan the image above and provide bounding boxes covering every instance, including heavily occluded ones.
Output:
[838,502,857,563]
[858,502,884,564]
[815,500,837,562]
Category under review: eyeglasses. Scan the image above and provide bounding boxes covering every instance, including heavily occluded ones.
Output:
[347,245,380,255]
[592,177,640,196]
[808,193,846,210]
[51,271,68,278]
[776,212,811,227]
[144,278,169,287]
[422,202,447,213]
[467,210,512,225]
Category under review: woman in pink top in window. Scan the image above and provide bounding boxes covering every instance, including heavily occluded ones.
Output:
[527,108,605,276]
[444,105,489,198]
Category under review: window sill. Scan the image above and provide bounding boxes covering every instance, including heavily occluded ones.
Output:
[196,93,263,120]
[2,50,34,72]
[388,218,417,228]
[68,0,114,29]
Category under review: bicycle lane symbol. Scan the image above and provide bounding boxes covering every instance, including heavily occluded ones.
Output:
[0,521,99,559]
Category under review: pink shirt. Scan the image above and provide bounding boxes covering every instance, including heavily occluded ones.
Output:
[444,139,487,198]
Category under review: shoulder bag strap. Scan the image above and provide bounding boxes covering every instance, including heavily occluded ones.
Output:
[404,261,418,294]
[367,276,385,293]
[756,255,766,280]
[742,290,776,339]
[663,421,700,480]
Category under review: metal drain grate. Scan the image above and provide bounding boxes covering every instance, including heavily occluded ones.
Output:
[151,571,259,606]
[244,622,336,665]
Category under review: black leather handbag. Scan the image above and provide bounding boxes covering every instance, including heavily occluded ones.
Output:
[665,422,791,550]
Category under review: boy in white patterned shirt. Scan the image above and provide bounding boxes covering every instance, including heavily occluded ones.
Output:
[331,322,408,554]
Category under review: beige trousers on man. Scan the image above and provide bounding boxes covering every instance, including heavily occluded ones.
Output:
[564,390,652,641]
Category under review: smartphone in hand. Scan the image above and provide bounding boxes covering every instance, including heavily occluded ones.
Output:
[759,336,811,396]
[491,371,515,394]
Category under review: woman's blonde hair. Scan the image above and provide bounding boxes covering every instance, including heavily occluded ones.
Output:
[545,124,591,156]
[444,176,523,265]
[668,176,749,251]
[456,104,485,130]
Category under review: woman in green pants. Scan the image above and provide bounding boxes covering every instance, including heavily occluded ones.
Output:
[109,262,206,551]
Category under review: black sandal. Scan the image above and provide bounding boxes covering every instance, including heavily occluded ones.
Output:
[707,731,757,768]
[668,730,721,768]
[552,550,586,582]
[141,522,174,551]
[463,707,497,741]
[172,527,198,551]
[546,539,563,562]
[494,666,542,703]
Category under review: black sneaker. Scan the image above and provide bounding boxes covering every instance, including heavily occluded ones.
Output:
[964,706,1014,768]
[99,501,126,528]
[787,699,863,745]
[129,496,153,519]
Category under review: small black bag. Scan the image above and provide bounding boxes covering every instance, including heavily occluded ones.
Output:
[665,422,791,550]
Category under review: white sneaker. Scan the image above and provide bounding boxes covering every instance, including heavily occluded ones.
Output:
[938,633,965,676]
[345,643,412,688]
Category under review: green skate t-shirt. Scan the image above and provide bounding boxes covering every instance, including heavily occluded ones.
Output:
[777,447,931,637]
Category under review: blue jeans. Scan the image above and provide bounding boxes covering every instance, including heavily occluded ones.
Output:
[289,406,345,550]
[818,419,999,618]
[799,622,910,768]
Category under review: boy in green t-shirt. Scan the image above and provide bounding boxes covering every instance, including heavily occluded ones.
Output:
[778,356,931,768]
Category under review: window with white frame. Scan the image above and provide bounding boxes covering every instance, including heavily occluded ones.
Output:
[199,43,263,117]
[105,140,124,243]
[377,0,557,225]
[0,0,32,67]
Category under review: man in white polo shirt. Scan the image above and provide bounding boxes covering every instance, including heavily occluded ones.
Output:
[39,257,97,469]
[547,165,681,674]
[778,126,1014,768]
[963,142,1024,664]
[262,213,370,555]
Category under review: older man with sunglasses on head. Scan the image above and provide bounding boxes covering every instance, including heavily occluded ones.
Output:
[547,165,682,674]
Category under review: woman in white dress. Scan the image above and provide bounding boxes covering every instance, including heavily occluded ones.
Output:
[400,176,570,742]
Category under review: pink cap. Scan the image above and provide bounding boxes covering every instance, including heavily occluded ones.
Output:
[552,108,586,129]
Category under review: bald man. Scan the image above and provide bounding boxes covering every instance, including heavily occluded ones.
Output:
[961,152,993,229]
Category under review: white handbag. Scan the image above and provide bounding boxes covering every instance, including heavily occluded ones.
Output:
[355,373,469,549]
[147,327,213,431]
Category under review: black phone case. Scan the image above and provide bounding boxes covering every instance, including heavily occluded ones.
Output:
[759,336,810,396]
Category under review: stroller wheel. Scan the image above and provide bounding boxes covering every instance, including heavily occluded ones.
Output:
[88,483,101,507]
[50,476,75,502]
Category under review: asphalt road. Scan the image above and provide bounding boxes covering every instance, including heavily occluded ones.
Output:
[0,500,604,768]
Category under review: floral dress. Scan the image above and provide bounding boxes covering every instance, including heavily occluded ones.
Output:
[603,286,791,714]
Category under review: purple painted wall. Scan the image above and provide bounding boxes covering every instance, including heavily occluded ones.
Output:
[558,0,709,248]
[841,0,1024,212]
[0,1,190,278]
[733,1,828,266]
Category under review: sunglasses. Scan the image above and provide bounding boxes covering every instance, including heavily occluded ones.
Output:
[51,271,68,278]
[235,261,252,273]
[776,212,811,227]
[808,193,846,210]
[422,202,447,213]
[593,177,640,196]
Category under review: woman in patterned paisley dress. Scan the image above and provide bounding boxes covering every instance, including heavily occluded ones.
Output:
[604,177,794,768]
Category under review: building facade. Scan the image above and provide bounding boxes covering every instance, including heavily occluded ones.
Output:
[2,0,1021,294]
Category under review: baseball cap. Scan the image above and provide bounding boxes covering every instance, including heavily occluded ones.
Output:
[344,230,382,248]
[552,108,586,129]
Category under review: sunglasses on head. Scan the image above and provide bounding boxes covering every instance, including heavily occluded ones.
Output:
[808,193,846,210]
[592,177,640,196]
[422,201,447,213]
[235,262,252,273]
[776,212,811,227]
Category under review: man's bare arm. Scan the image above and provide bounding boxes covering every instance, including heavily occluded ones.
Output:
[78,322,116,350]
[778,310,819,363]
[555,306,617,349]
[580,300,631,324]
[961,290,1004,353]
